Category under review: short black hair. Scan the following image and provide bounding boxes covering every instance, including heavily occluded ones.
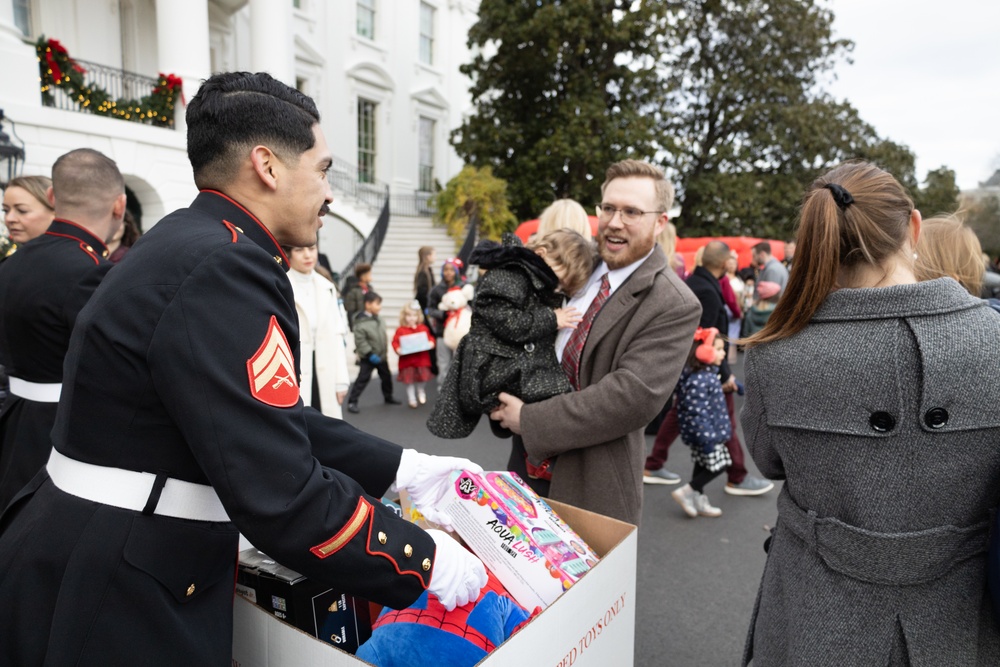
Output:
[364,291,382,305]
[186,72,320,189]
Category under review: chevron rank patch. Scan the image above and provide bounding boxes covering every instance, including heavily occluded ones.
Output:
[246,315,299,408]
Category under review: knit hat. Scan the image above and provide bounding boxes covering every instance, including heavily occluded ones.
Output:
[757,281,781,300]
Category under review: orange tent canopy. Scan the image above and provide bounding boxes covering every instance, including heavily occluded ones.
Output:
[514,216,600,243]
[674,237,786,272]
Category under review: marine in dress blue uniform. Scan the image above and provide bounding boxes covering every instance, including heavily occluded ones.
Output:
[0,191,439,665]
[0,219,110,509]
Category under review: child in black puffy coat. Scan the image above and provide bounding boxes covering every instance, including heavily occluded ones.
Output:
[427,230,595,440]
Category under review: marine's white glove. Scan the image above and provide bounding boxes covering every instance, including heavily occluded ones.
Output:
[393,449,483,531]
[426,529,488,611]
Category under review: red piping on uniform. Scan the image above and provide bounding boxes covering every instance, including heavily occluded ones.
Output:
[222,220,239,243]
[200,190,289,266]
[363,504,431,588]
[50,218,109,253]
[43,231,100,265]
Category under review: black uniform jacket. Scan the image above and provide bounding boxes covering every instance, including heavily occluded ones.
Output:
[0,219,110,509]
[0,192,434,666]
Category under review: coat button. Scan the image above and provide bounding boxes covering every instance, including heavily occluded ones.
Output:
[186,583,196,597]
[924,408,949,429]
[869,411,895,432]
[404,544,413,558]
[378,531,387,545]
[422,558,432,571]
[524,343,535,353]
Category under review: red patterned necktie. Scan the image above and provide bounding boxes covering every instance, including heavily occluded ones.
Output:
[561,273,611,390]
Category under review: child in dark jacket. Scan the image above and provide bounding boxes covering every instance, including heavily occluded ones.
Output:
[427,231,595,440]
[346,291,400,413]
[671,327,732,518]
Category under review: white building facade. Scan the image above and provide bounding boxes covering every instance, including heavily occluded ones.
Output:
[0,0,479,273]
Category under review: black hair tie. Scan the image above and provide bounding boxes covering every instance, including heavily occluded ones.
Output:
[823,183,854,211]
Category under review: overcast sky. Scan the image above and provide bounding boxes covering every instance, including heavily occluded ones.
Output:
[824,0,1000,190]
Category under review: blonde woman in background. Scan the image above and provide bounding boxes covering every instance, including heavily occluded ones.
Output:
[537,198,593,240]
[913,214,985,297]
[658,220,688,279]
[2,176,55,247]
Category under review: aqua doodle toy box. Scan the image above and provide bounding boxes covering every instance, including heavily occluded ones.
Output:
[437,470,601,611]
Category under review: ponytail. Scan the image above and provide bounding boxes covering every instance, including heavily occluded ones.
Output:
[742,161,913,348]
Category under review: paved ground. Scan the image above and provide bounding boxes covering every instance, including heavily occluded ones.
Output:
[343,356,778,667]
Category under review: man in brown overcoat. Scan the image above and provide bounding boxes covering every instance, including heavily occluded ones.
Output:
[491,160,701,525]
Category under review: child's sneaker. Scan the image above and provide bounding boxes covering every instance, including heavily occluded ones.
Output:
[417,389,427,405]
[695,493,722,517]
[671,484,698,518]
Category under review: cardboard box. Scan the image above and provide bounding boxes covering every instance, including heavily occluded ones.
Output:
[438,470,601,610]
[236,548,372,653]
[232,500,637,667]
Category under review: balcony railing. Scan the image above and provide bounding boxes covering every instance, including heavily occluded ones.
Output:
[391,192,436,217]
[41,58,164,119]
[328,155,391,212]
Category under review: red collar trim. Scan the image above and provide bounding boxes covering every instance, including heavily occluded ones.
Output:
[47,218,109,254]
[198,190,289,266]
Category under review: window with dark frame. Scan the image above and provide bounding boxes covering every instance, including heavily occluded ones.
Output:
[418,117,435,192]
[358,98,377,184]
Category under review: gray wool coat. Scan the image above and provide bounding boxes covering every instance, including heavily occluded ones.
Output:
[519,248,702,525]
[742,278,1000,666]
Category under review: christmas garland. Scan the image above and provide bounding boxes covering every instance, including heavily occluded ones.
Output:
[36,36,182,128]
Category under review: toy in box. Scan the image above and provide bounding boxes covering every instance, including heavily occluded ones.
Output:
[435,470,600,610]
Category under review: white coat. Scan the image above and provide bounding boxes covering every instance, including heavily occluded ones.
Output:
[291,269,351,419]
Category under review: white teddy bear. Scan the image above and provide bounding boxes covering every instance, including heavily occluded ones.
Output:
[439,283,475,351]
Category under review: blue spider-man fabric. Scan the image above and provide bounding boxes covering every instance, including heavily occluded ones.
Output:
[356,571,537,666]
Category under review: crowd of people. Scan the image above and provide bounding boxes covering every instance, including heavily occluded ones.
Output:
[2,69,1000,666]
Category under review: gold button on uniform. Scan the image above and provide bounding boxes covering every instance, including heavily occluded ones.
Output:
[186,584,196,597]
[403,544,413,558]
[378,531,387,545]
[422,558,432,572]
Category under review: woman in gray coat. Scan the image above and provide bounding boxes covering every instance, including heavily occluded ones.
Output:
[740,161,1000,666]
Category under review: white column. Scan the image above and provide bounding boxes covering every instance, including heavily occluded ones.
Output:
[0,0,44,107]
[156,0,212,131]
[249,0,294,86]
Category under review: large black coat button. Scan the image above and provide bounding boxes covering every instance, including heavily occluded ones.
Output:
[924,408,949,429]
[869,412,896,432]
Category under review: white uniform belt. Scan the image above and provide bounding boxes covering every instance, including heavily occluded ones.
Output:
[9,377,62,402]
[46,449,230,522]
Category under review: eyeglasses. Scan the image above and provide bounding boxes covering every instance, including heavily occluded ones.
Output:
[595,204,664,225]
